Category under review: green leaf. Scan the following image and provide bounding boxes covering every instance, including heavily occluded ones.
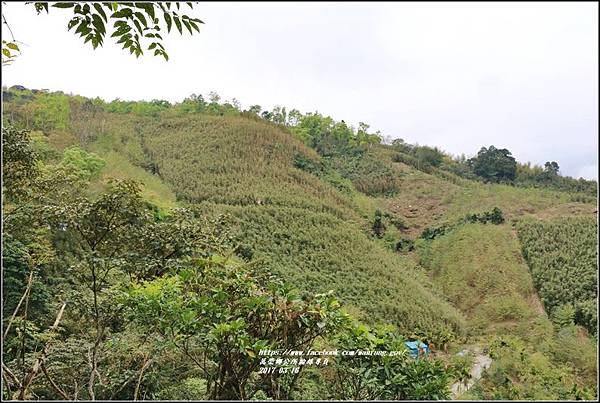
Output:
[173,16,182,34]
[116,35,129,44]
[67,18,79,30]
[189,21,200,33]
[133,19,143,33]
[112,25,131,37]
[182,19,193,35]
[92,14,106,35]
[93,4,108,22]
[111,30,122,38]
[2,48,11,57]
[111,8,133,19]
[135,2,155,20]
[6,42,19,51]
[52,2,75,8]
[134,11,147,27]
[34,2,49,13]
[164,12,172,32]
[75,21,88,35]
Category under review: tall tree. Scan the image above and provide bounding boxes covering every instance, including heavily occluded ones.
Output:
[468,145,517,183]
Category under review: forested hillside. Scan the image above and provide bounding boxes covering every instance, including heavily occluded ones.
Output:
[517,217,597,335]
[2,86,598,400]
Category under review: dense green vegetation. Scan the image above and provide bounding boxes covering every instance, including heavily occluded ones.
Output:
[418,222,597,398]
[472,334,596,400]
[517,217,598,336]
[2,123,461,400]
[468,146,517,183]
[2,86,598,400]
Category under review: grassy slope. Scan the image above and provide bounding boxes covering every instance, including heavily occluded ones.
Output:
[132,114,465,334]
[143,115,359,219]
[361,145,577,240]
[419,223,543,336]
[35,110,464,335]
[382,164,572,233]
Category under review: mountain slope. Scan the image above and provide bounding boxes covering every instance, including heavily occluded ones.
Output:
[129,113,467,334]
[2,87,597,399]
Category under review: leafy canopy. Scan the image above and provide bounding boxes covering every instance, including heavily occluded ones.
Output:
[2,2,203,64]
[468,145,517,183]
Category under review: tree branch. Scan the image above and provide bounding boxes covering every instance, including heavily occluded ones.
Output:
[2,269,34,341]
[18,302,67,400]
[133,354,152,400]
[41,362,70,400]
[2,12,16,42]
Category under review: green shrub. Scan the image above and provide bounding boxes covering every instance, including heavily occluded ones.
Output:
[121,256,350,400]
[464,207,504,225]
[574,299,597,336]
[61,146,106,180]
[372,209,386,238]
[30,131,62,161]
[482,336,595,400]
[293,152,323,175]
[395,238,415,253]
[420,224,450,241]
[551,304,576,328]
[415,146,444,168]
[330,152,399,196]
[385,212,408,231]
[329,323,452,400]
[485,207,504,224]
[155,378,208,400]
[449,353,474,386]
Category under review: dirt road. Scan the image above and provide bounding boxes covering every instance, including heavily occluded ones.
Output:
[450,350,492,399]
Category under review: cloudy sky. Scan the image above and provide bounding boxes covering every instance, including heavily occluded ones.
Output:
[2,1,598,179]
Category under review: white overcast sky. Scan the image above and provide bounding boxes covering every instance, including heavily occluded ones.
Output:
[2,1,598,179]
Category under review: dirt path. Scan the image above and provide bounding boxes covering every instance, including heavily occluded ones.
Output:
[450,350,492,399]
